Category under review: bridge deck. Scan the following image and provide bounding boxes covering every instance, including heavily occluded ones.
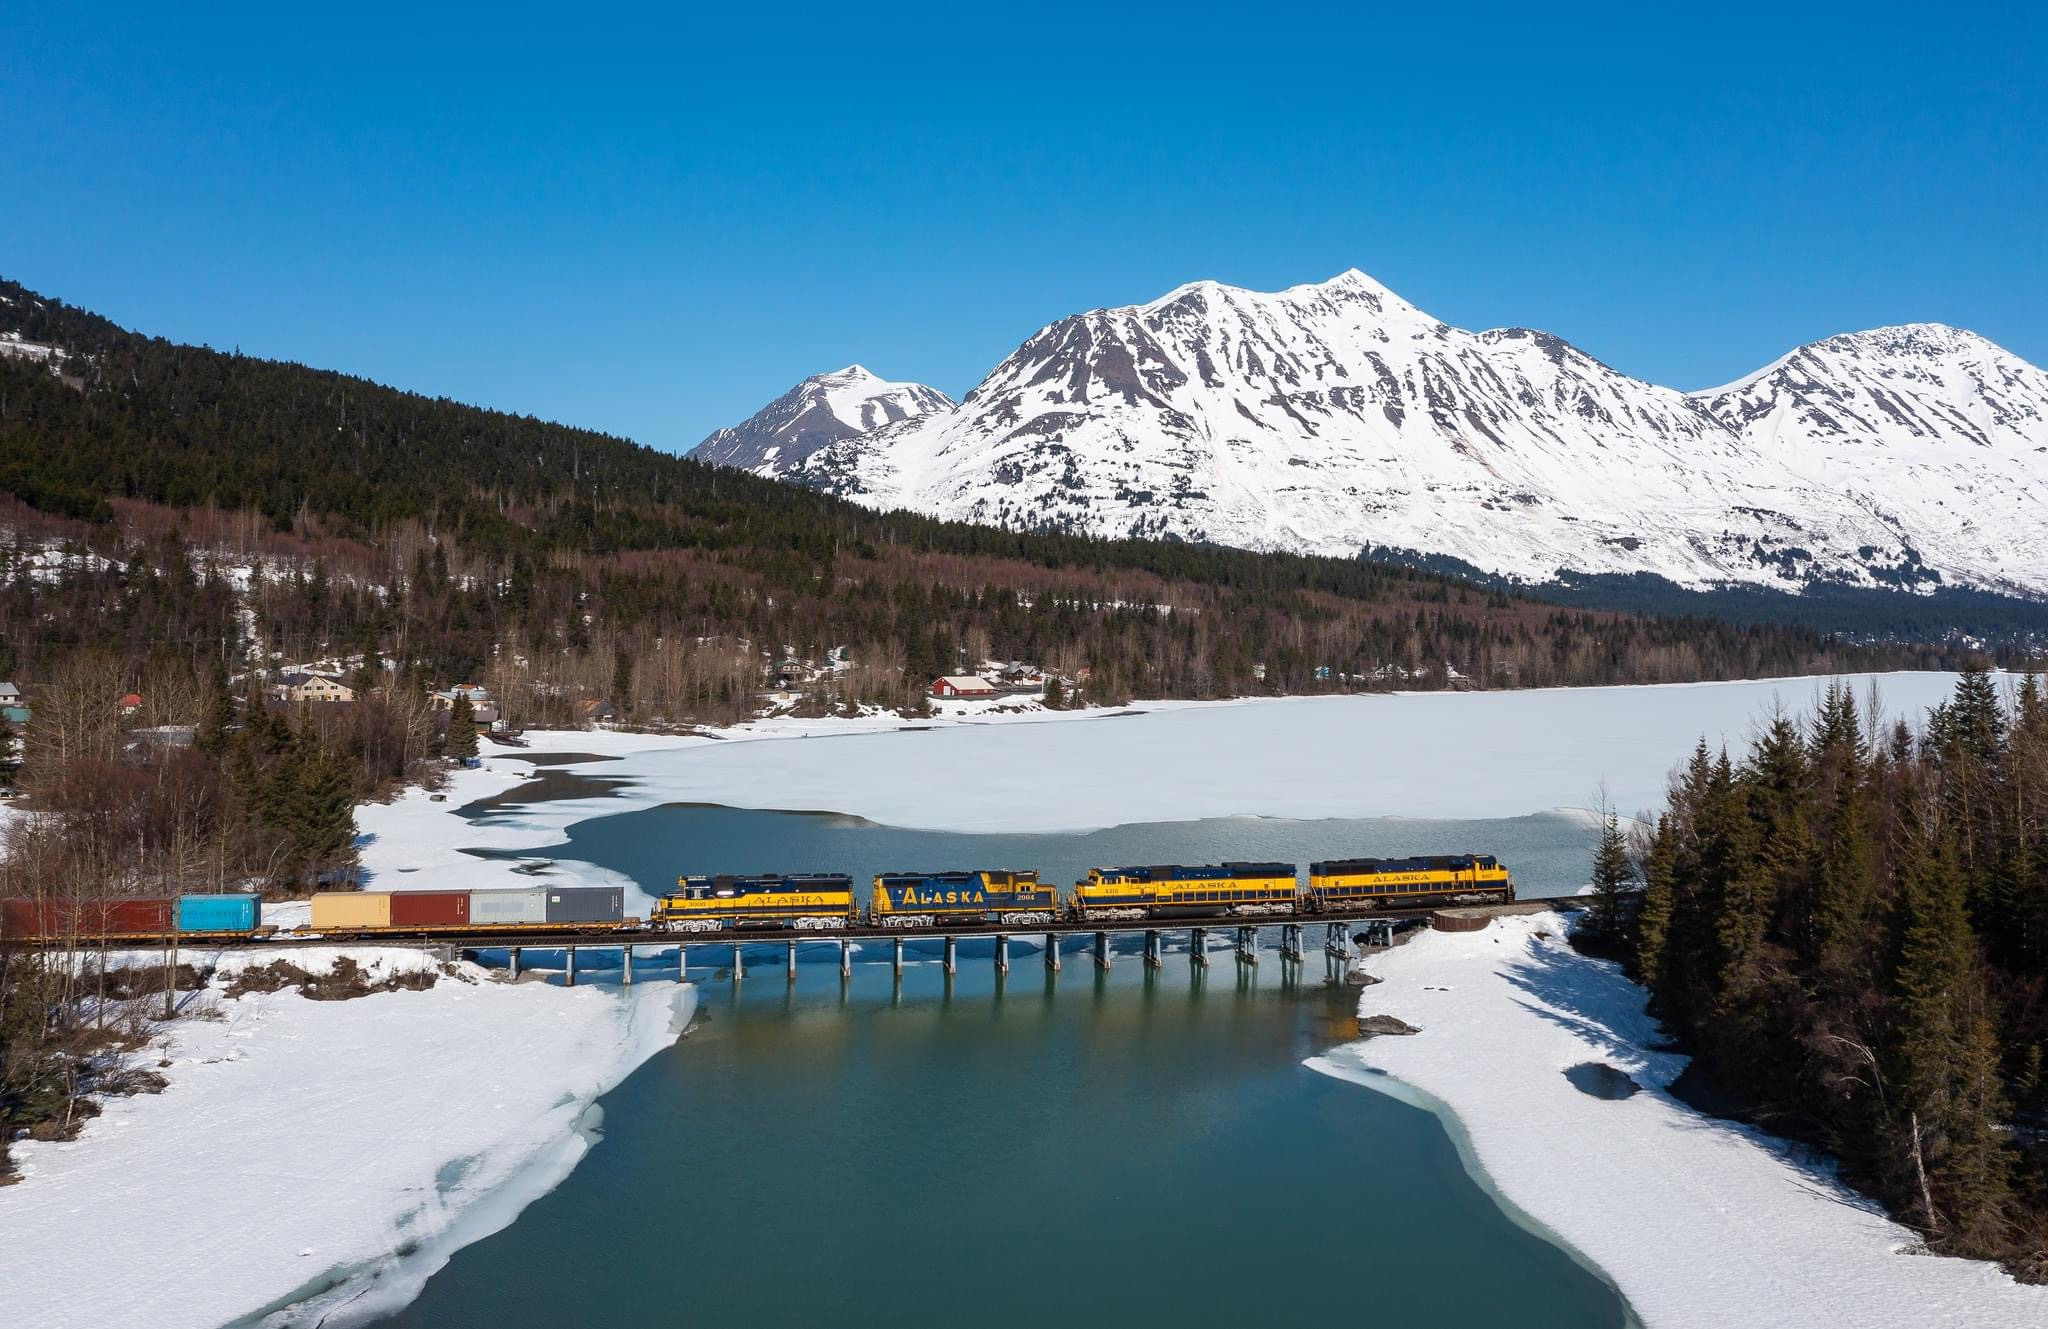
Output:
[9,897,1579,952]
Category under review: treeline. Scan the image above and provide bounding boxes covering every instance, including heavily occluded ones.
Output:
[1,515,1946,732]
[1601,669,2048,1277]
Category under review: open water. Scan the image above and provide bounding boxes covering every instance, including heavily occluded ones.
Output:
[375,786,1632,1327]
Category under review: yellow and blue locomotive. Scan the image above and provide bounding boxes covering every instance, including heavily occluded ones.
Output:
[869,870,1058,928]
[1068,862,1299,921]
[1306,854,1513,910]
[652,872,858,932]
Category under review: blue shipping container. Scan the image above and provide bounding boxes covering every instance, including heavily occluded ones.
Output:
[175,893,261,933]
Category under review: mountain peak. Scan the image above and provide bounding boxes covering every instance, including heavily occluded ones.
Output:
[769,269,2048,598]
[690,367,953,474]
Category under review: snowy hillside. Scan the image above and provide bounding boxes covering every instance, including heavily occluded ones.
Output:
[710,272,2048,596]
[1689,324,2048,592]
[690,365,953,473]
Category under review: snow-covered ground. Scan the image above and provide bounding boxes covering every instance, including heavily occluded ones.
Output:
[1312,914,2048,1329]
[2,670,2005,1328]
[0,952,692,1329]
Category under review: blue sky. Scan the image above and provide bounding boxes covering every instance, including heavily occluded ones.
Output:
[3,5,2042,449]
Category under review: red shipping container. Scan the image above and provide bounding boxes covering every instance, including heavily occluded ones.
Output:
[388,891,471,928]
[2,897,175,939]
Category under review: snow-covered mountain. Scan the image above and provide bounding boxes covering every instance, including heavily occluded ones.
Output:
[691,365,953,473]
[702,273,2048,596]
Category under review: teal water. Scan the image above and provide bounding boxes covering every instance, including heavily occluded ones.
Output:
[374,797,1628,1327]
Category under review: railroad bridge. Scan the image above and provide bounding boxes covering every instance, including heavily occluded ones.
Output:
[479,897,1573,985]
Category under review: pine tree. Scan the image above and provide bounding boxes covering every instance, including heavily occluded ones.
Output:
[196,657,234,756]
[1589,802,1636,945]
[1887,833,2013,1246]
[446,695,479,761]
[610,648,633,715]
[1634,814,1677,989]
[1043,676,1065,710]
[0,707,18,786]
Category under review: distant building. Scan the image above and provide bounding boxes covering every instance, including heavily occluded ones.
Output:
[930,675,997,698]
[281,673,354,704]
[430,683,491,710]
[574,698,617,726]
[0,682,25,728]
[121,725,196,763]
[117,692,143,715]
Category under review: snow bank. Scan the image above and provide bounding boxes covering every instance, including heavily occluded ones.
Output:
[0,952,694,1329]
[1311,915,2048,1329]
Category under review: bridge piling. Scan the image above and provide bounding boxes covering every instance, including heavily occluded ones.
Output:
[893,936,905,979]
[509,947,522,980]
[996,933,1010,974]
[1324,923,1351,960]
[1235,926,1257,965]
[943,934,957,974]
[838,938,852,978]
[1143,929,1162,968]
[1279,924,1303,962]
[787,939,798,982]
[1045,933,1060,971]
[622,944,634,986]
[733,941,744,980]
[1093,931,1110,969]
[565,946,577,987]
[1191,927,1209,968]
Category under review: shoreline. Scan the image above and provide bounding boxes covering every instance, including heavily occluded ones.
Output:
[0,948,695,1329]
[1315,912,2048,1329]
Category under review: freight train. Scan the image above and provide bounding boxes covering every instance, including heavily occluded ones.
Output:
[0,855,1512,945]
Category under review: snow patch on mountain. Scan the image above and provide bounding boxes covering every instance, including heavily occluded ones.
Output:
[690,365,953,474]
[741,272,2047,597]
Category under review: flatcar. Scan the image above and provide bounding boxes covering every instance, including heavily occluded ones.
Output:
[1068,862,1299,922]
[652,873,857,932]
[870,870,1057,928]
[1306,854,1514,910]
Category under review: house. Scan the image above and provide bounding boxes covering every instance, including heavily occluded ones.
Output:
[0,682,25,728]
[0,683,20,705]
[430,684,491,710]
[282,672,354,704]
[573,698,617,725]
[930,675,997,699]
[121,725,196,763]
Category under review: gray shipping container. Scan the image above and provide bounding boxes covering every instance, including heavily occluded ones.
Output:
[470,888,547,926]
[544,887,625,924]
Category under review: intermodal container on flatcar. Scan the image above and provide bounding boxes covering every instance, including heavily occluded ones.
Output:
[470,888,548,926]
[1069,862,1299,920]
[310,891,393,931]
[542,887,625,925]
[870,869,1057,926]
[390,891,472,928]
[2,897,177,940]
[175,893,261,934]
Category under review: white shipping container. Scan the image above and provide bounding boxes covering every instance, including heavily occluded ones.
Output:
[469,888,548,926]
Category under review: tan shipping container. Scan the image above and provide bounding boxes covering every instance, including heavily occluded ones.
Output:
[311,892,393,930]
